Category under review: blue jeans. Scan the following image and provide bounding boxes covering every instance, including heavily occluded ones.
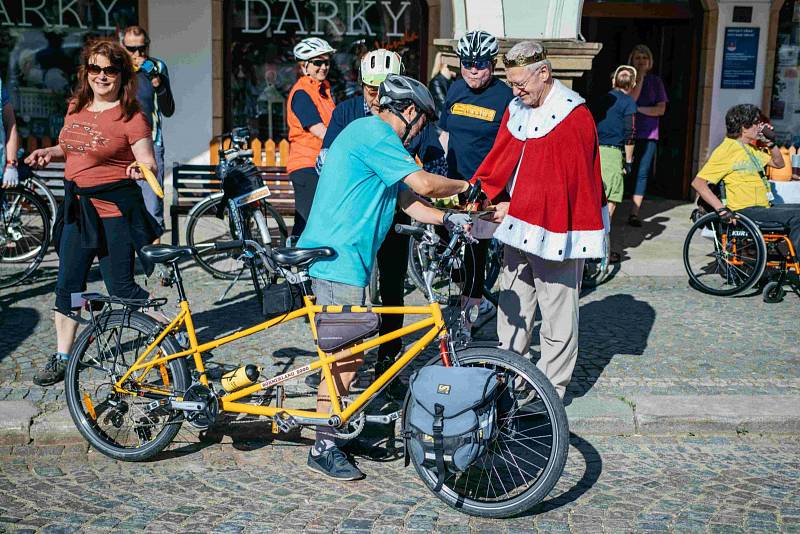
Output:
[139,143,165,233]
[633,139,658,197]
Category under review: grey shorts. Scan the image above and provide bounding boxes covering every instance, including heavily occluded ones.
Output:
[311,277,366,306]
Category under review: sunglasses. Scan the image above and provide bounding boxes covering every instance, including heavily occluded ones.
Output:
[124,44,148,54]
[309,59,330,67]
[87,64,121,77]
[461,59,492,71]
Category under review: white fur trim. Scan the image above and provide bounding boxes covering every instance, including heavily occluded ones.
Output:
[494,212,609,261]
[506,80,585,141]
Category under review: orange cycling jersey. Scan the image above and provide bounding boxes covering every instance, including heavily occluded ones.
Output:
[287,76,335,173]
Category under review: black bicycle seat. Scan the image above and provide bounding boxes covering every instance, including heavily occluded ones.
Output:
[271,246,334,267]
[141,244,196,264]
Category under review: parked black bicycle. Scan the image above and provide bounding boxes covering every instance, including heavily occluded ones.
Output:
[0,185,51,289]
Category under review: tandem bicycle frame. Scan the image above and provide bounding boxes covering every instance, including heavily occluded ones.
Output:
[113,295,448,428]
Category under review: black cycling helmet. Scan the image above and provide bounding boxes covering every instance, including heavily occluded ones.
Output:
[379,74,437,119]
[378,74,437,143]
[456,30,499,61]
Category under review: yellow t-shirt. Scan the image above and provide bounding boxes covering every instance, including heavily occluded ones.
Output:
[697,137,772,211]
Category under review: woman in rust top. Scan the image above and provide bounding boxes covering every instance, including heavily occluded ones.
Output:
[25,40,159,386]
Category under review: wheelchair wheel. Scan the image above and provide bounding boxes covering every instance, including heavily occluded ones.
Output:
[762,280,785,303]
[683,212,766,296]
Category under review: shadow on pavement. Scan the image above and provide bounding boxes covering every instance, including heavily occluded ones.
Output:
[566,294,655,402]
[525,432,602,516]
[610,198,687,264]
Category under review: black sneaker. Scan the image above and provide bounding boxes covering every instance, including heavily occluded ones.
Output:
[307,447,365,481]
[375,359,406,400]
[33,354,68,386]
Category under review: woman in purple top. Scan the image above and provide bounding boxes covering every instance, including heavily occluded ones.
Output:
[627,44,668,227]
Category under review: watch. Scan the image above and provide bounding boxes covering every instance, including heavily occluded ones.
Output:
[6,160,18,168]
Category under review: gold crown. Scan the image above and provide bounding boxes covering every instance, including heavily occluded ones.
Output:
[502,49,547,69]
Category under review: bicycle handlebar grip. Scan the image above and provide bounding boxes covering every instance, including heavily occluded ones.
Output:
[394,224,426,237]
[466,179,482,204]
[214,240,244,251]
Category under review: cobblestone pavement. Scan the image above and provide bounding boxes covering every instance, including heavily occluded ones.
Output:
[1,253,797,410]
[0,434,798,533]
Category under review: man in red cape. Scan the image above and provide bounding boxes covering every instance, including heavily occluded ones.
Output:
[473,41,608,399]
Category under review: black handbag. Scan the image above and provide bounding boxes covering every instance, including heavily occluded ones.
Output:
[262,280,305,318]
[314,312,381,352]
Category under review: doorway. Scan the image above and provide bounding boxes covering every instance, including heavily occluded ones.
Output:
[575,2,704,200]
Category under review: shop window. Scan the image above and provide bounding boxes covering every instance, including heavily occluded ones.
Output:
[771,0,800,145]
[225,0,427,141]
[0,1,139,143]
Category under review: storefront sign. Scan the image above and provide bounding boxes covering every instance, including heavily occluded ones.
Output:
[721,26,759,89]
[0,0,129,29]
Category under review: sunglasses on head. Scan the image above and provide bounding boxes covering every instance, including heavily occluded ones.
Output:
[124,44,148,54]
[461,59,492,71]
[87,64,121,77]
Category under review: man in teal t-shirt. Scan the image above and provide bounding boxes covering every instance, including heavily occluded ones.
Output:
[297,74,472,481]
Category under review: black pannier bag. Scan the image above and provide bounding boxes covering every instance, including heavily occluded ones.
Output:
[314,312,381,352]
[406,366,500,490]
[262,280,306,318]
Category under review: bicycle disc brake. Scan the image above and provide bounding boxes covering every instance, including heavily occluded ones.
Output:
[332,398,365,440]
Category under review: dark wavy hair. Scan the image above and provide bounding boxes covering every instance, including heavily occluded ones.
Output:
[69,39,140,121]
[725,104,761,138]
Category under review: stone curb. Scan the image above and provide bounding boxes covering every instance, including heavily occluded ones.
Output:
[1,394,799,447]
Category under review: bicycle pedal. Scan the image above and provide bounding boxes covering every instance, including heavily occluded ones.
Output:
[274,412,298,433]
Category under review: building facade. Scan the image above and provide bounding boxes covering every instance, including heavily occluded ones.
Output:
[0,0,792,200]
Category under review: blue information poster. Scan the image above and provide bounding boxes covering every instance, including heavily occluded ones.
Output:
[721,27,760,89]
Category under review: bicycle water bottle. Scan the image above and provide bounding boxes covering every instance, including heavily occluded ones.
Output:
[221,364,260,392]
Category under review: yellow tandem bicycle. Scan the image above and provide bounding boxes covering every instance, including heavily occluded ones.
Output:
[63,222,568,518]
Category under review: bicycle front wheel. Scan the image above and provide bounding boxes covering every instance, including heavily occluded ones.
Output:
[403,346,569,518]
[64,310,190,461]
[0,187,50,289]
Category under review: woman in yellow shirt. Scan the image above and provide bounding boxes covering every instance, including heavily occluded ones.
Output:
[692,104,800,252]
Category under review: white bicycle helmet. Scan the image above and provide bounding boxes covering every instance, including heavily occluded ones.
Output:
[293,37,336,61]
[456,30,499,61]
[360,49,403,87]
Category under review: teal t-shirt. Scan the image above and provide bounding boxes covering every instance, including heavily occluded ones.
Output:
[297,116,421,287]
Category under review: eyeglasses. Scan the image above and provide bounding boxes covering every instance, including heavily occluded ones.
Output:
[87,64,121,77]
[363,85,379,95]
[461,59,492,71]
[309,59,330,67]
[508,69,537,89]
[124,44,148,55]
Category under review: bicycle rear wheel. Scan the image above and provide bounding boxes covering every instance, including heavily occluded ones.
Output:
[26,176,58,230]
[0,187,50,289]
[403,346,569,518]
[64,310,190,461]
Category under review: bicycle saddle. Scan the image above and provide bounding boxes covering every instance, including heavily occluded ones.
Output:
[271,246,334,267]
[141,244,197,264]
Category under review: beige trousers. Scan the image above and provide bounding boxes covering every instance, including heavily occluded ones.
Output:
[496,246,584,398]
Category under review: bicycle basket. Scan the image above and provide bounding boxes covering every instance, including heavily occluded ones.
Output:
[221,161,263,200]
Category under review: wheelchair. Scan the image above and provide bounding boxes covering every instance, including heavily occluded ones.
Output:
[683,207,799,302]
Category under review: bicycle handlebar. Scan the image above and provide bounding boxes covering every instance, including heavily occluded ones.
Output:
[394,224,426,237]
[214,240,244,251]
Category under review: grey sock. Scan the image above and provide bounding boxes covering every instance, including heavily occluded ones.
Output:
[312,430,336,457]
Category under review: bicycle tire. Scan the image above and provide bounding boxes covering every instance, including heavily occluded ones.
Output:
[0,187,51,289]
[403,346,569,518]
[64,310,190,462]
[27,175,58,230]
[186,194,287,279]
[582,234,611,288]
[683,212,766,296]
[369,266,381,304]
[483,239,503,305]
[407,221,461,304]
